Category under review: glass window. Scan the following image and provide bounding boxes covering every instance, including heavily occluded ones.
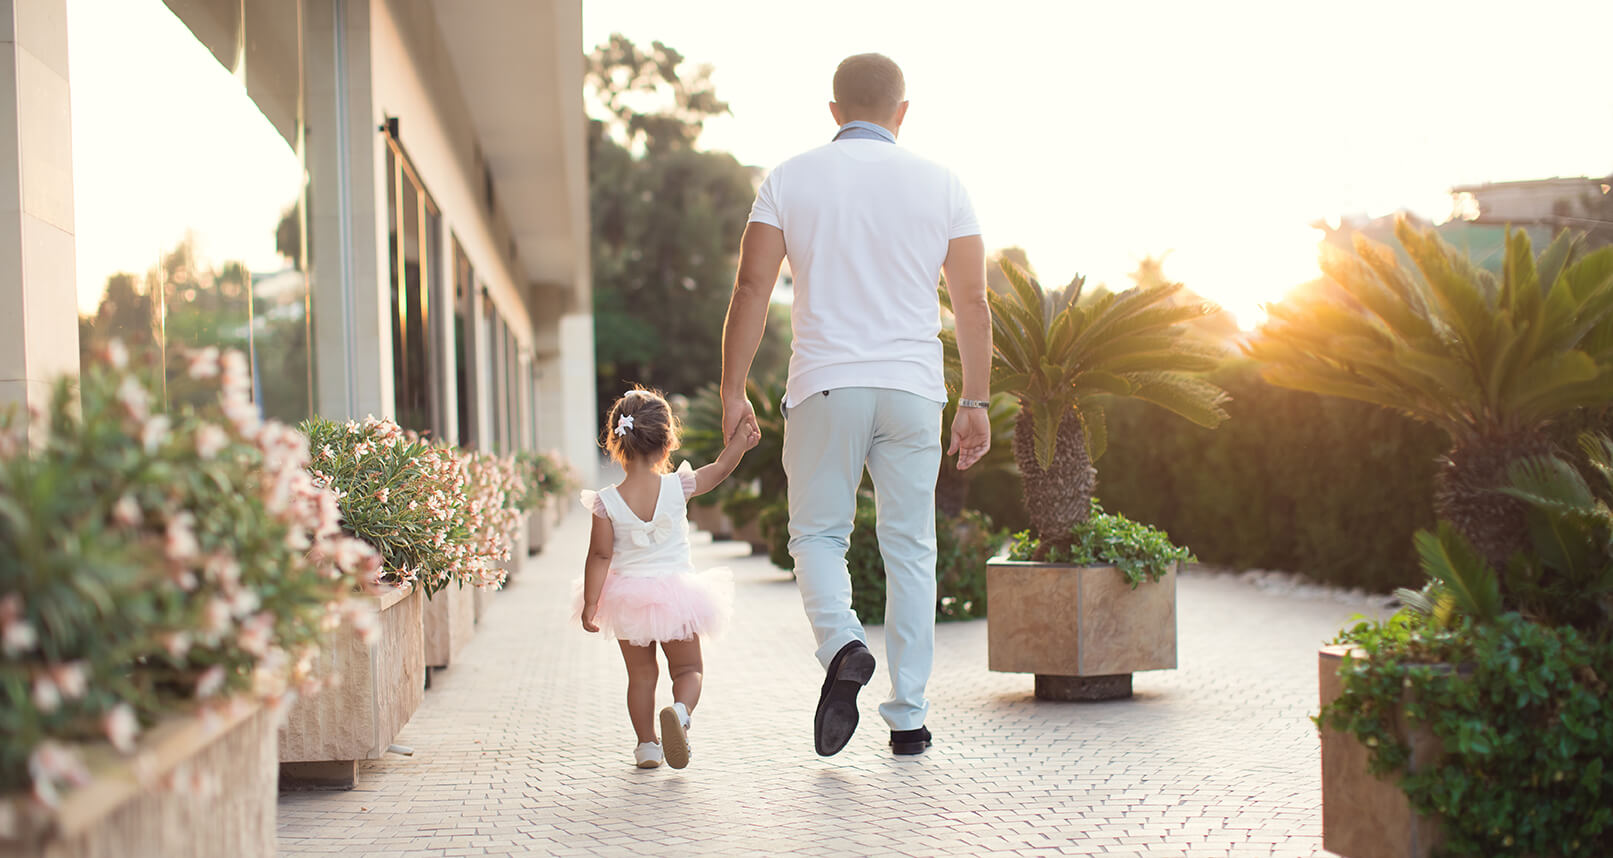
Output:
[385,137,441,435]
[70,0,313,421]
[453,238,477,448]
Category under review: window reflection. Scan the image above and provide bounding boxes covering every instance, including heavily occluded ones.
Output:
[69,0,313,421]
[386,138,442,436]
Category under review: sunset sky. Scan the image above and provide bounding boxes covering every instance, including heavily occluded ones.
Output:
[584,0,1613,327]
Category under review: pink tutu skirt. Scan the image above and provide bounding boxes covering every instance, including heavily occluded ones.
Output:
[572,567,733,646]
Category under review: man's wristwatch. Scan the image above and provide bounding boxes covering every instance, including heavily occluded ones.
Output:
[958,398,990,409]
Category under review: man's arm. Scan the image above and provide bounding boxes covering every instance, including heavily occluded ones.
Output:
[941,234,992,470]
[720,222,786,441]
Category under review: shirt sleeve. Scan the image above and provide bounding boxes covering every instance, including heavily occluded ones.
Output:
[948,171,982,240]
[578,489,607,519]
[748,168,782,229]
[676,461,697,500]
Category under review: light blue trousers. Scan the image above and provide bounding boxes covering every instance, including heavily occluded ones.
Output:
[782,387,943,731]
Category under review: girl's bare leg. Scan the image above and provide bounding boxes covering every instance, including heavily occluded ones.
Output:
[660,636,704,714]
[618,641,659,743]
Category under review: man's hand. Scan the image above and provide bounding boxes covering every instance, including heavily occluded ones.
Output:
[948,407,991,470]
[722,394,758,450]
[728,417,761,453]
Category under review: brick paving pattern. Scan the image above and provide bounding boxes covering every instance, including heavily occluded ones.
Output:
[278,510,1383,857]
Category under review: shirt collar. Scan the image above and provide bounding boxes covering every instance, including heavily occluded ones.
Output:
[832,120,897,144]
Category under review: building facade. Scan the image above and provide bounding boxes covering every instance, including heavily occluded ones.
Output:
[1,0,596,479]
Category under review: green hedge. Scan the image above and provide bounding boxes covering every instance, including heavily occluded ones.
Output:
[1093,361,1448,593]
[759,495,1002,622]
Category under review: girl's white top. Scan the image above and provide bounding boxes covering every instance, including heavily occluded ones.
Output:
[579,462,699,579]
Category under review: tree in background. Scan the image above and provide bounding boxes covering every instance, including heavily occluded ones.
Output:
[586,35,790,418]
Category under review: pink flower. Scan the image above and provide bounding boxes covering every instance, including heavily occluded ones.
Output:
[50,662,88,699]
[164,513,199,564]
[1,603,36,656]
[186,346,220,380]
[237,612,274,656]
[112,493,141,527]
[202,597,232,637]
[162,631,192,659]
[195,665,226,699]
[203,554,241,588]
[228,588,260,619]
[103,704,140,753]
[373,487,389,503]
[194,424,228,459]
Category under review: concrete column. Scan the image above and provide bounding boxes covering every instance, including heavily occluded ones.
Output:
[558,311,597,486]
[0,0,77,420]
[306,0,391,421]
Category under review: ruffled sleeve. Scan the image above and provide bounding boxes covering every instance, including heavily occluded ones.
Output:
[578,489,608,519]
[676,461,697,500]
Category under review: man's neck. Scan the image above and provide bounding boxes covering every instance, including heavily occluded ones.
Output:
[833,120,897,143]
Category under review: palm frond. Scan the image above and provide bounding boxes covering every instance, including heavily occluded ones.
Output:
[1414,522,1503,623]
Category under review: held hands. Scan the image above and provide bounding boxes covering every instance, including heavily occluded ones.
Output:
[727,418,761,454]
[949,406,991,470]
[721,392,760,452]
[581,602,599,634]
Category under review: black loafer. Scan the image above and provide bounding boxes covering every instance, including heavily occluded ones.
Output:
[815,641,876,756]
[890,726,932,755]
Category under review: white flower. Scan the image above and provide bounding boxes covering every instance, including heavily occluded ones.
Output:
[194,424,228,459]
[103,704,140,753]
[116,375,151,422]
[112,493,141,527]
[140,414,171,454]
[102,339,130,370]
[32,674,61,713]
[195,665,226,699]
[204,554,241,588]
[29,741,91,807]
[2,618,36,656]
[202,597,232,637]
[228,588,260,619]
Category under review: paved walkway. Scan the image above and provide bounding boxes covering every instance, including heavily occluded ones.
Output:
[278,508,1386,857]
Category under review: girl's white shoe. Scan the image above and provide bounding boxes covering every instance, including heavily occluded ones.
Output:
[634,741,663,768]
[659,702,692,769]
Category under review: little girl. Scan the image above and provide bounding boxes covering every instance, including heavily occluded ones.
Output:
[576,388,756,769]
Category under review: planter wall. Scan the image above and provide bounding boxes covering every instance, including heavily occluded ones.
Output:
[279,586,424,788]
[1318,646,1444,858]
[527,506,549,555]
[1,702,276,858]
[732,518,768,555]
[986,560,1176,700]
[424,582,476,668]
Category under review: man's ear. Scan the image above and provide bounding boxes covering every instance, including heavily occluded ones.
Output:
[829,101,845,126]
[893,101,910,130]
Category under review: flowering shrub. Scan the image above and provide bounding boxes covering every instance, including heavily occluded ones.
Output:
[0,344,379,807]
[461,451,524,583]
[302,417,506,596]
[514,450,577,512]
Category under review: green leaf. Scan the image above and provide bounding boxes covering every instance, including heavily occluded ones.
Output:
[1413,522,1502,623]
[1083,404,1108,464]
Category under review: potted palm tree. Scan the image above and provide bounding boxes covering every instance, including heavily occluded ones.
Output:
[949,260,1229,700]
[1246,218,1613,571]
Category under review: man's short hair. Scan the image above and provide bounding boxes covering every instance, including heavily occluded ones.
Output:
[833,53,905,118]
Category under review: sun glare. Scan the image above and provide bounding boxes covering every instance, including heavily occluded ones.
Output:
[1168,223,1326,332]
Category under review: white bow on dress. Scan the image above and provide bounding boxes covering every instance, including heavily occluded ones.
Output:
[628,516,677,547]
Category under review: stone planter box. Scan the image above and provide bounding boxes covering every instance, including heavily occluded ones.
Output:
[527,505,549,555]
[731,518,769,555]
[1,701,276,858]
[986,559,1176,700]
[424,582,477,668]
[1318,646,1444,858]
[279,586,424,788]
[688,501,734,540]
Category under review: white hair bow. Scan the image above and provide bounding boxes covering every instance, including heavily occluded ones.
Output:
[614,414,635,437]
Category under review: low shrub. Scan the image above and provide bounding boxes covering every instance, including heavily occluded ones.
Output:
[1321,613,1613,856]
[762,494,1003,623]
[0,345,376,806]
[1006,500,1190,587]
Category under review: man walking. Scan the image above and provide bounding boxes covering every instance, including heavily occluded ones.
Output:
[719,53,993,757]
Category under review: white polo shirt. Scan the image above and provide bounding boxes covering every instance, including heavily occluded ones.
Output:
[748,137,981,408]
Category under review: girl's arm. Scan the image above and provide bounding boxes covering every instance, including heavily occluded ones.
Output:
[580,514,614,632]
[692,422,761,497]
